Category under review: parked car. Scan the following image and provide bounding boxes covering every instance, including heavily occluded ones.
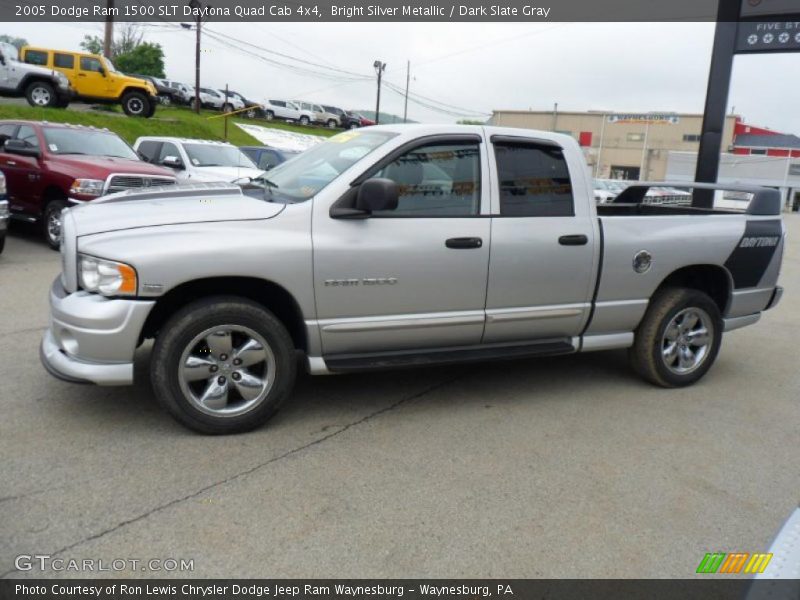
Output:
[239,145,300,171]
[218,90,252,115]
[40,125,785,434]
[294,100,338,127]
[190,87,225,111]
[0,42,72,108]
[262,99,301,122]
[20,46,158,117]
[349,111,375,127]
[134,137,262,183]
[0,120,176,248]
[129,74,179,105]
[0,170,7,255]
[322,106,360,129]
[161,80,193,105]
[593,179,627,203]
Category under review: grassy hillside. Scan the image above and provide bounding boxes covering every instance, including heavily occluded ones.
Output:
[0,104,338,146]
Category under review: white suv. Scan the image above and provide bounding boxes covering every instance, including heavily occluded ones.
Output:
[263,99,305,123]
[134,137,262,184]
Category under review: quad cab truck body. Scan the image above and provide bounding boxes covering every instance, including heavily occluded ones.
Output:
[40,125,786,434]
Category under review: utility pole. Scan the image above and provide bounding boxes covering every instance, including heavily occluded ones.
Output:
[194,14,201,113]
[103,0,114,58]
[403,60,410,123]
[373,60,386,125]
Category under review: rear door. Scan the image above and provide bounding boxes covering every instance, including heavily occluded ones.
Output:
[483,136,597,343]
[313,134,492,355]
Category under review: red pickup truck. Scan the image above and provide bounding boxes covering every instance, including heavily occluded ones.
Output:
[0,120,176,248]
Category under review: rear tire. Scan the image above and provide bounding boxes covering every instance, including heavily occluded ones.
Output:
[265,110,274,121]
[629,287,722,388]
[25,81,58,107]
[151,297,297,434]
[122,91,150,117]
[326,119,337,129]
[42,199,67,250]
[299,115,310,126]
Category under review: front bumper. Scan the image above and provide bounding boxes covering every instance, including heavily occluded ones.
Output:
[40,277,155,386]
[765,286,783,311]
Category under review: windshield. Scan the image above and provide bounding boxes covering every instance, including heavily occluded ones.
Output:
[249,130,397,203]
[0,42,19,62]
[104,58,119,73]
[43,128,139,160]
[184,143,256,168]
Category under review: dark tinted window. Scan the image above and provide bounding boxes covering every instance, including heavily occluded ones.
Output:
[371,142,481,217]
[54,53,74,68]
[79,56,103,72]
[270,100,284,107]
[494,142,574,217]
[16,125,40,149]
[24,50,48,65]
[136,141,159,162]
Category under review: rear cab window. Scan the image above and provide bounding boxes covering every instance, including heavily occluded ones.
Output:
[54,53,75,69]
[492,139,574,217]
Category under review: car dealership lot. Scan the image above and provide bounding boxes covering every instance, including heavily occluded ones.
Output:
[1,216,798,579]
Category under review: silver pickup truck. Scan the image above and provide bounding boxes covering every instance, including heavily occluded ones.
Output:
[40,125,785,434]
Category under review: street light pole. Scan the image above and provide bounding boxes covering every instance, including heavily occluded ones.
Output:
[194,15,201,113]
[373,60,386,125]
[403,60,410,123]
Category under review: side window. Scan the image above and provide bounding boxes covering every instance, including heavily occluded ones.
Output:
[0,124,18,147]
[371,142,481,217]
[493,142,574,217]
[54,53,74,69]
[136,141,159,162]
[24,50,48,66]
[79,57,103,73]
[16,125,40,150]
[257,150,280,170]
[157,142,181,163]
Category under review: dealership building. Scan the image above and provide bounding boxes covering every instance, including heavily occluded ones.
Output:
[488,109,739,181]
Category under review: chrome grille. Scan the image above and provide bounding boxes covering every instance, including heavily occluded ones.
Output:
[105,175,176,195]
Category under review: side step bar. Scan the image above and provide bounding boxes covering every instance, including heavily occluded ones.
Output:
[324,339,575,373]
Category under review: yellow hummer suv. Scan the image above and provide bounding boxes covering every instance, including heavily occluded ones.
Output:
[20,47,159,118]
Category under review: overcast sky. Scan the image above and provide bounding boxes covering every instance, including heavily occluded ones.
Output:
[3,21,800,133]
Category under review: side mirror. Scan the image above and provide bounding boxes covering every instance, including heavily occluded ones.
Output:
[161,155,184,169]
[4,139,40,158]
[356,178,399,212]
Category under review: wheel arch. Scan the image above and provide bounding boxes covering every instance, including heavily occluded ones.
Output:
[140,277,307,352]
[654,264,733,316]
[120,86,151,100]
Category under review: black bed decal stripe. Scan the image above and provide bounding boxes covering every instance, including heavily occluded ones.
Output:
[724,219,782,289]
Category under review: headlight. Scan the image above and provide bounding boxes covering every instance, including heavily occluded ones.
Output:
[70,179,105,198]
[78,254,137,296]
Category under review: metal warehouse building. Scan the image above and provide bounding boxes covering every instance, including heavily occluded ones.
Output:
[488,110,739,181]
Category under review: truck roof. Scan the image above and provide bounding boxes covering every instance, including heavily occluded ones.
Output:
[135,136,235,146]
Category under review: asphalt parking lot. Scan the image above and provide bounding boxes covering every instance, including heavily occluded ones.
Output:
[1,215,798,579]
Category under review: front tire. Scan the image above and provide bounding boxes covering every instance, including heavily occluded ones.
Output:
[629,287,722,388]
[42,199,67,250]
[151,297,297,434]
[122,91,151,117]
[299,115,310,126]
[327,119,337,129]
[25,81,58,107]
[265,110,274,121]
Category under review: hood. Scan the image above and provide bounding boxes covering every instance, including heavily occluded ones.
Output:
[185,166,264,182]
[69,189,284,237]
[48,155,175,178]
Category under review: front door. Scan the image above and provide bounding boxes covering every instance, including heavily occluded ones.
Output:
[483,138,597,344]
[314,136,491,355]
[0,124,43,215]
[76,56,108,98]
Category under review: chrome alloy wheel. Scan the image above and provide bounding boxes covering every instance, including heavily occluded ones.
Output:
[46,208,62,244]
[178,325,276,417]
[661,307,713,375]
[31,86,52,106]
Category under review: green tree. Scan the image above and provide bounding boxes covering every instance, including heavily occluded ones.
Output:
[114,43,165,77]
[0,34,29,50]
[79,35,103,55]
[80,23,144,57]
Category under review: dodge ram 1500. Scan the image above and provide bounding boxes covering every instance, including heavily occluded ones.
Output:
[40,125,785,434]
